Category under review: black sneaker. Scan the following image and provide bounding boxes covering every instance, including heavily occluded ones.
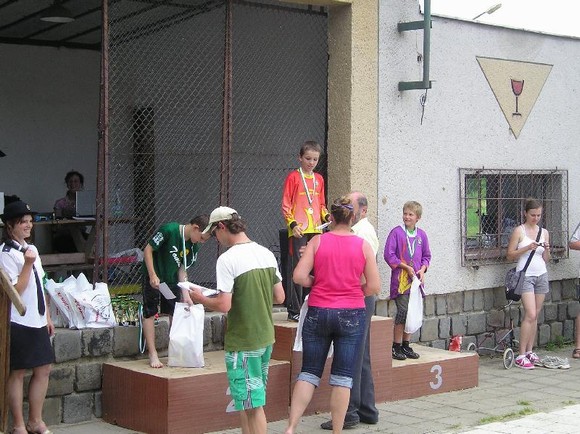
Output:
[320,419,359,430]
[287,313,300,322]
[392,346,407,360]
[401,345,420,359]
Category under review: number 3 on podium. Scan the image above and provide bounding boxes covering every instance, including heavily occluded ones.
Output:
[430,364,442,390]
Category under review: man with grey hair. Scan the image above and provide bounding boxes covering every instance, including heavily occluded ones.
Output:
[321,191,379,429]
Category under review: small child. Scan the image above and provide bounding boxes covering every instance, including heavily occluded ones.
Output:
[281,140,329,321]
[384,201,431,360]
[141,215,209,368]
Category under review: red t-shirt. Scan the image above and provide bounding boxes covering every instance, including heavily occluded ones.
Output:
[281,169,328,236]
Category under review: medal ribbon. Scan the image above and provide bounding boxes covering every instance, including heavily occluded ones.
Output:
[405,227,417,267]
[298,168,316,207]
[181,224,190,270]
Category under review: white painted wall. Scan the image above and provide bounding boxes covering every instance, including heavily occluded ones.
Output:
[378,0,580,296]
[0,43,100,213]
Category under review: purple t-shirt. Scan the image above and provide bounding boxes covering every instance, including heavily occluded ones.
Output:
[383,225,431,299]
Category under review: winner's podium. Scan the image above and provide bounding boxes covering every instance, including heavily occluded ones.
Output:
[102,313,478,433]
[272,312,478,414]
[102,351,290,434]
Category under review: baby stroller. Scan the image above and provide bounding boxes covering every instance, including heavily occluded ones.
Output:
[466,300,519,369]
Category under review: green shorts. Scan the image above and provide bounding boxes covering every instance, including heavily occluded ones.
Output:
[225,345,272,411]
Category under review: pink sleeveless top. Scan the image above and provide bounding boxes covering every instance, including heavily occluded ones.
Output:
[308,232,366,309]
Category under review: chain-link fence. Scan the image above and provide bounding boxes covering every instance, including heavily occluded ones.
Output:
[97,0,328,289]
[459,168,568,267]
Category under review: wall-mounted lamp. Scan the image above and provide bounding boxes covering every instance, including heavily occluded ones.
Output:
[473,3,502,20]
[40,0,75,23]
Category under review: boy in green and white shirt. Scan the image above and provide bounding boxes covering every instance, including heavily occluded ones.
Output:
[141,216,209,368]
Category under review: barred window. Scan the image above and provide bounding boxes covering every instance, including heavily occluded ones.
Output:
[459,169,568,266]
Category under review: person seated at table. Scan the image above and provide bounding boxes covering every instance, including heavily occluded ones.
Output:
[53,170,84,219]
[53,170,85,252]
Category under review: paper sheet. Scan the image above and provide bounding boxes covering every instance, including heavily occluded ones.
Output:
[178,281,220,297]
[159,282,176,300]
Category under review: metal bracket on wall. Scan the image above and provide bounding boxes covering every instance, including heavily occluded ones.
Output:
[398,0,433,91]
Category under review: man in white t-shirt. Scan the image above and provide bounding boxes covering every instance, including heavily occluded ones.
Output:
[570,222,580,359]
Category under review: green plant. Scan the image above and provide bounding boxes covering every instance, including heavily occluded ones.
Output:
[545,335,572,351]
[517,400,530,406]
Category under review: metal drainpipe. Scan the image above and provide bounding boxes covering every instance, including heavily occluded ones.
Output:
[422,0,431,89]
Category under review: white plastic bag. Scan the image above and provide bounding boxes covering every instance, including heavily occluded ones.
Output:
[63,275,88,329]
[168,302,205,368]
[46,291,68,328]
[292,295,333,357]
[71,282,117,328]
[292,295,309,352]
[404,276,424,334]
[45,277,77,328]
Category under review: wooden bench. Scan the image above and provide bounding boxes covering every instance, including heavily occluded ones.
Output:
[40,253,94,275]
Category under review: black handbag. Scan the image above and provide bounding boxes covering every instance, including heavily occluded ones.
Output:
[505,227,542,302]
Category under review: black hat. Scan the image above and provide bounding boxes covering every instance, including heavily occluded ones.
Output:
[1,200,37,223]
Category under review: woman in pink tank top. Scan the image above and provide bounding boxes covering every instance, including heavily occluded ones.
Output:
[285,196,380,434]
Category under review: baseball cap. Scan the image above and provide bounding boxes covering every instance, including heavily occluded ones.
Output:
[202,206,239,234]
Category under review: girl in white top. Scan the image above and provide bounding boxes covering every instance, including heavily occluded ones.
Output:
[0,200,54,434]
[507,198,551,370]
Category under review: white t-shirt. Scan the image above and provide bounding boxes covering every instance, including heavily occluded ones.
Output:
[0,242,48,328]
[352,217,379,256]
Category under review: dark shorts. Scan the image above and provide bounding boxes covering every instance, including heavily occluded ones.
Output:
[10,322,54,370]
[394,293,410,325]
[141,275,181,318]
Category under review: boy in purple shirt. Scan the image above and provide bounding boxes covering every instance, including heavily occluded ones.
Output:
[384,201,431,360]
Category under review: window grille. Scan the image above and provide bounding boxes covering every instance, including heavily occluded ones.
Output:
[459,168,568,267]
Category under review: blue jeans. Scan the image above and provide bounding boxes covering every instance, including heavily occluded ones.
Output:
[298,306,366,388]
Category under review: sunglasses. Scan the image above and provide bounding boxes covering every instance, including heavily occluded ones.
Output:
[210,225,218,237]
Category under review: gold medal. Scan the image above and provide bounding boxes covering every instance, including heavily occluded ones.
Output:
[307,207,314,214]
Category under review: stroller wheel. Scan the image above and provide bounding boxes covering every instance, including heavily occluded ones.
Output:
[466,342,477,353]
[503,347,515,369]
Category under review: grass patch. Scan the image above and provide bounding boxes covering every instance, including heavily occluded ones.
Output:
[478,407,536,425]
[448,423,462,430]
[517,400,531,406]
[563,400,576,406]
[545,335,573,351]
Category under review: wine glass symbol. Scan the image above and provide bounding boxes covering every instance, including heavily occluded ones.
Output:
[511,79,524,116]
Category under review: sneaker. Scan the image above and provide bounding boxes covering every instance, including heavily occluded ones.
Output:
[526,352,541,366]
[401,345,420,359]
[540,356,560,369]
[557,357,571,369]
[320,419,359,430]
[392,346,407,360]
[287,313,300,322]
[515,355,535,370]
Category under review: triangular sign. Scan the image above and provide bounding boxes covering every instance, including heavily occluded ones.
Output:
[477,56,552,138]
